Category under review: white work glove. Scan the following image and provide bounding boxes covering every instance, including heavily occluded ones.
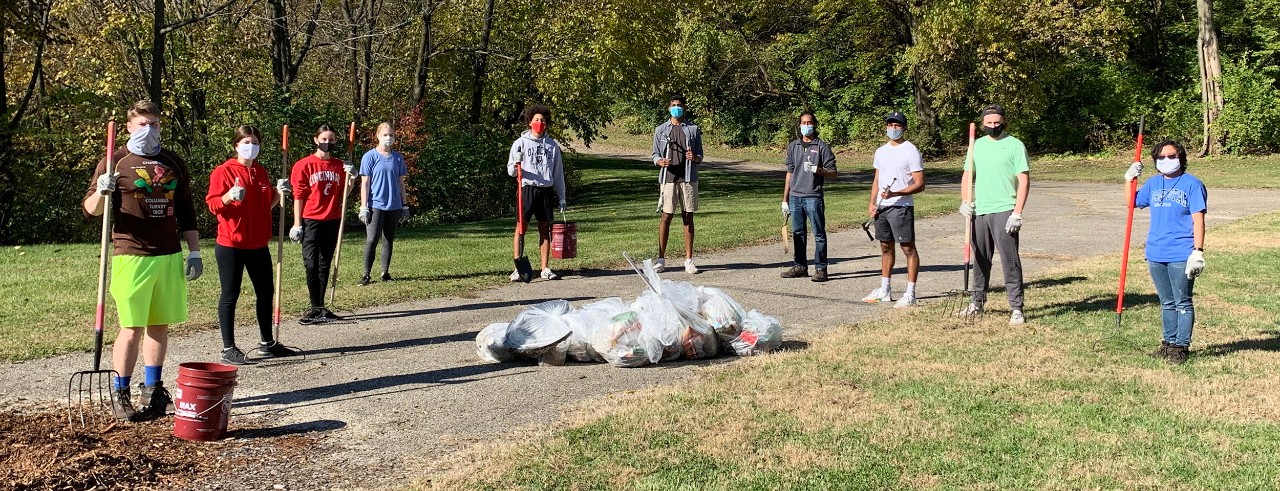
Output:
[185,251,203,281]
[289,225,303,242]
[804,162,817,173]
[358,206,370,225]
[276,178,292,195]
[226,177,246,202]
[1124,162,1143,181]
[96,172,120,195]
[343,161,355,175]
[559,199,567,213]
[1185,250,1205,279]
[399,206,410,225]
[780,201,790,215]
[1005,212,1023,234]
[959,201,973,218]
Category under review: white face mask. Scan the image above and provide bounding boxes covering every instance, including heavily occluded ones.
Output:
[236,143,260,160]
[886,128,904,140]
[379,135,394,147]
[1156,157,1181,175]
[127,124,161,156]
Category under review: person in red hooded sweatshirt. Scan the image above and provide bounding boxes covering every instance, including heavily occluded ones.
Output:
[206,125,301,365]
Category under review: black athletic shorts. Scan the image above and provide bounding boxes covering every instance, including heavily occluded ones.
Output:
[874,206,915,243]
[520,185,556,223]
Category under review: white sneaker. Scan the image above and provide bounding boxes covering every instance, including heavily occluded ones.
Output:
[894,293,917,309]
[1009,310,1025,325]
[541,268,558,280]
[959,303,984,317]
[509,270,521,282]
[654,258,666,273]
[862,287,892,303]
[684,259,699,274]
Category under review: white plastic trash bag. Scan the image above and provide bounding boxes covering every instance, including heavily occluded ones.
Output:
[633,291,683,362]
[734,310,783,356]
[698,286,746,335]
[592,310,659,368]
[563,297,628,363]
[506,300,574,365]
[476,323,513,363]
[673,302,718,359]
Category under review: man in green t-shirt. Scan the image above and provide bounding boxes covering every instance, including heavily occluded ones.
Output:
[959,104,1030,325]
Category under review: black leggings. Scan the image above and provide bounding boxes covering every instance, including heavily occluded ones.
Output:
[302,218,340,308]
[363,208,402,276]
[215,245,275,349]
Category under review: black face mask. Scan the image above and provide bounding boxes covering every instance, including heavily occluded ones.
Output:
[317,142,334,153]
[984,124,1006,138]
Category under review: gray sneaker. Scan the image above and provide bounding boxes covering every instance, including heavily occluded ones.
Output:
[111,387,137,422]
[780,265,808,278]
[221,346,250,365]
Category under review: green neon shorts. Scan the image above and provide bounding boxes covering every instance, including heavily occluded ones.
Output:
[110,253,188,328]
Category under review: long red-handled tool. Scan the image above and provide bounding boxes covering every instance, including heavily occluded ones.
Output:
[1115,116,1145,330]
[513,152,534,283]
[273,125,288,340]
[68,121,121,427]
[329,122,357,306]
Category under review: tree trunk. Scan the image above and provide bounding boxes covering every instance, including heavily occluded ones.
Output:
[411,3,434,106]
[1196,0,1224,156]
[470,0,496,125]
[268,0,294,105]
[149,0,166,106]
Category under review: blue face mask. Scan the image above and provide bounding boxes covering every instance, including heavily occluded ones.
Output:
[127,124,161,156]
[886,128,904,140]
[669,106,684,119]
[800,125,815,137]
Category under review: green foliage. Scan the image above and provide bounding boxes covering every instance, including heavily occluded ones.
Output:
[1217,59,1280,153]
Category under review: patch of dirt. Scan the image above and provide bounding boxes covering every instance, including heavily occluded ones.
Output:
[0,407,320,491]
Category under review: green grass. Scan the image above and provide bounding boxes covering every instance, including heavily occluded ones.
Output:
[424,212,1280,490]
[590,126,1280,189]
[0,155,957,362]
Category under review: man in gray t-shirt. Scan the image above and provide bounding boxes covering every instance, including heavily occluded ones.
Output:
[780,111,838,282]
[649,95,704,274]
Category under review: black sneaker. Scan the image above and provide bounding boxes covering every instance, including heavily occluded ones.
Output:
[1167,346,1189,365]
[1148,341,1171,359]
[380,272,394,282]
[320,308,341,320]
[137,383,173,420]
[221,346,250,365]
[298,308,324,325]
[111,387,138,421]
[811,269,829,282]
[358,275,371,286]
[780,265,809,278]
[255,341,301,358]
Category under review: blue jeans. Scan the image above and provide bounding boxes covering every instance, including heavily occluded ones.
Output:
[789,196,827,270]
[1148,261,1195,347]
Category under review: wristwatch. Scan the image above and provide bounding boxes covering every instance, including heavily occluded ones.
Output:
[1194,247,1204,252]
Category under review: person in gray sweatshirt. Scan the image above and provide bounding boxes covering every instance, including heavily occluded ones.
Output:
[507,104,567,280]
[649,94,704,274]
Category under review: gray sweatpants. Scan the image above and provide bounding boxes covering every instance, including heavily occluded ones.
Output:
[971,210,1024,310]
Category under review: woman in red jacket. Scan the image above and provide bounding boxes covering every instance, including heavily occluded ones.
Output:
[206,125,300,364]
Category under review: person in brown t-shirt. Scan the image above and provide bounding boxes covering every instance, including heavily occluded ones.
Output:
[81,100,202,422]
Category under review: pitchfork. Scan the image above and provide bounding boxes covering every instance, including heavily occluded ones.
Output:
[943,123,983,324]
[68,122,122,427]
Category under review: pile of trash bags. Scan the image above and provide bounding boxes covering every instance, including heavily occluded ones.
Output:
[476,261,783,368]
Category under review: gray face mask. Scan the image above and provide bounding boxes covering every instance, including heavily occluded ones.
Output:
[886,128,904,140]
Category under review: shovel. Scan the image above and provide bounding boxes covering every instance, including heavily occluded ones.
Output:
[513,155,533,283]
[68,121,123,427]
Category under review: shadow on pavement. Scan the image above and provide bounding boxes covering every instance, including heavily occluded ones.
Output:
[235,363,526,410]
[343,296,596,322]
[231,419,348,439]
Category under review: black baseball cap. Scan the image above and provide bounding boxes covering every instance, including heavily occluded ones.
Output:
[980,104,1005,117]
[885,111,907,125]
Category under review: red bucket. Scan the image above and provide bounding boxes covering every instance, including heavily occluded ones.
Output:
[552,222,577,259]
[173,362,238,441]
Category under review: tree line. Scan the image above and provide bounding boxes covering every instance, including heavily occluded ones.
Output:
[1,0,1277,244]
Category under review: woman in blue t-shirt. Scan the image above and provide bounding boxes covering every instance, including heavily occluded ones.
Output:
[1124,140,1207,365]
[357,122,409,285]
